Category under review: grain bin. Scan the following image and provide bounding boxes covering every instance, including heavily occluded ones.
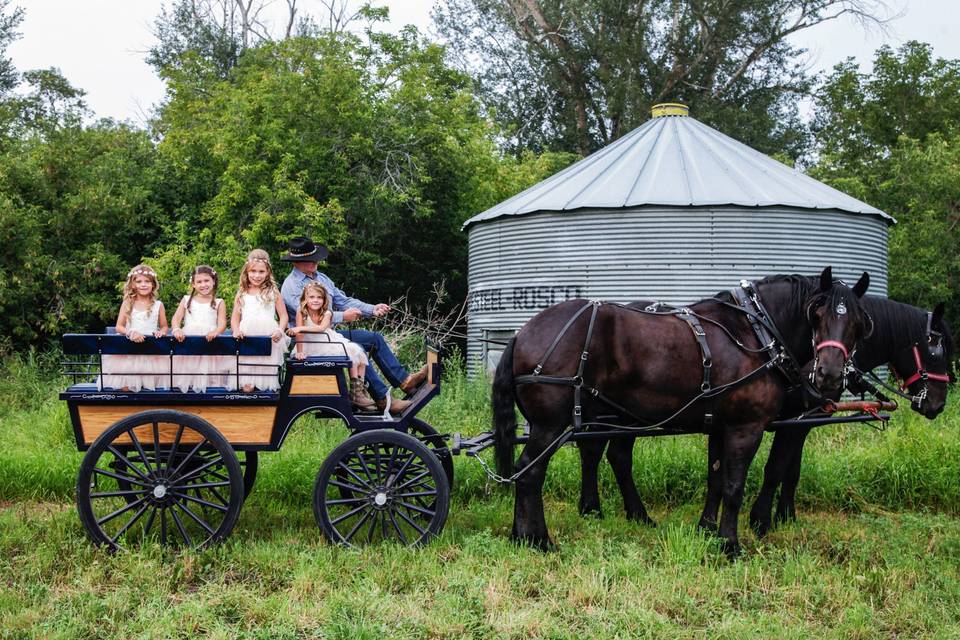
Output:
[464,104,894,372]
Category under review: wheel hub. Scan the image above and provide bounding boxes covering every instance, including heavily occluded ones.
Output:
[153,484,168,499]
[372,490,389,509]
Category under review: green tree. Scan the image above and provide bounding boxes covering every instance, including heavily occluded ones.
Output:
[811,42,960,325]
[434,0,890,158]
[151,27,544,311]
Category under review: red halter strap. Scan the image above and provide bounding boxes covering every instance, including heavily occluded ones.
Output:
[815,340,850,361]
[899,345,951,388]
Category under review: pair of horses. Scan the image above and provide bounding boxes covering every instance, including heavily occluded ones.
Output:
[491,268,955,556]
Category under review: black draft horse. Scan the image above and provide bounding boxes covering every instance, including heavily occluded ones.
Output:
[747,299,956,536]
[492,268,870,556]
[575,298,955,537]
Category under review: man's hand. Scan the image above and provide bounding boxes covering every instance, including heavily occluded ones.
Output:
[342,308,362,322]
[372,303,390,317]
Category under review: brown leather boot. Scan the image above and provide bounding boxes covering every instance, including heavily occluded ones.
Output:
[376,396,412,415]
[350,377,378,412]
[399,365,429,395]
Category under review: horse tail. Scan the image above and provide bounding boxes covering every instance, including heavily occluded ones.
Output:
[492,336,518,478]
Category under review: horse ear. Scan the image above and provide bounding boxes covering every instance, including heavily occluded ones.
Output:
[820,266,833,292]
[852,271,870,298]
[932,302,945,326]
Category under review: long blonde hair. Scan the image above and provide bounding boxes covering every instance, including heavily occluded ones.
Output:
[235,249,279,308]
[120,263,159,317]
[299,282,331,324]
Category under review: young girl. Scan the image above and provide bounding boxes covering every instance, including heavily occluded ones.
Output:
[170,265,228,392]
[288,282,376,411]
[230,249,290,392]
[102,264,168,392]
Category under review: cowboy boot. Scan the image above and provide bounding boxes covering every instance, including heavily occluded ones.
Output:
[350,377,378,412]
[376,395,412,415]
[399,364,429,395]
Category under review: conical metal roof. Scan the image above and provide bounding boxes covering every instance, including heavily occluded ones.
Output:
[464,108,893,228]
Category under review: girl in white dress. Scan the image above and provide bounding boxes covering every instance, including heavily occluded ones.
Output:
[102,264,168,391]
[287,282,375,410]
[230,249,290,392]
[170,265,228,392]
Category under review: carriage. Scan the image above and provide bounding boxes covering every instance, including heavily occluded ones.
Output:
[61,333,452,549]
[61,271,949,555]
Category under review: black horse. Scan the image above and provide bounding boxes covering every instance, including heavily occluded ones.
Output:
[747,299,956,536]
[492,268,870,556]
[576,297,955,536]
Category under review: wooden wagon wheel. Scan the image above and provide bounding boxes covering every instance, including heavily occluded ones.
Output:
[76,410,244,551]
[313,429,450,547]
[112,449,258,502]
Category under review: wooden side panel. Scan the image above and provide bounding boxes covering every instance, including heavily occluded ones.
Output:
[78,405,276,445]
[427,349,438,385]
[289,375,341,396]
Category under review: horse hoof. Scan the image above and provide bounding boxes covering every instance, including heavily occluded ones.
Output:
[750,517,772,538]
[697,519,718,535]
[722,539,742,560]
[578,506,604,519]
[627,512,656,527]
[511,533,556,552]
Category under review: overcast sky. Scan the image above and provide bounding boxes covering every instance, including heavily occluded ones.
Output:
[7,0,960,126]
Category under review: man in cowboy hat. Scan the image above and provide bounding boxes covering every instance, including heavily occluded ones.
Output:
[279,236,428,414]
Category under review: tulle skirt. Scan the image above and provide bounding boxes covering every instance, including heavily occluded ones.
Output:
[175,324,230,393]
[234,316,290,391]
[299,329,368,367]
[101,354,169,392]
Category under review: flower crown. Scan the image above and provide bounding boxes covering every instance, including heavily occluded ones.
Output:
[194,267,217,277]
[247,257,270,265]
[128,268,157,279]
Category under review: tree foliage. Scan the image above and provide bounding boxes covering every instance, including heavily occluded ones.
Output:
[434,0,890,157]
[811,42,960,324]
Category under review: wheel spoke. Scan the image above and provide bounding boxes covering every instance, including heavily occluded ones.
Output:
[173,499,216,536]
[325,496,368,506]
[109,502,150,544]
[93,466,153,488]
[166,424,185,469]
[90,488,151,499]
[169,439,209,479]
[160,508,167,545]
[386,450,416,489]
[336,461,373,491]
[171,491,229,513]
[354,448,377,486]
[394,469,431,493]
[106,446,151,481]
[330,501,370,526]
[387,509,409,545]
[397,500,436,518]
[173,480,232,491]
[394,490,438,500]
[329,478,369,495]
[394,506,427,537]
[343,506,375,543]
[142,505,158,537]
[96,495,149,526]
[366,509,379,544]
[152,421,161,470]
[170,455,224,485]
[169,506,192,545]
[128,428,154,476]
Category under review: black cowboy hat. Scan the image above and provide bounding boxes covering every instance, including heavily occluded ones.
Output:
[280,236,329,262]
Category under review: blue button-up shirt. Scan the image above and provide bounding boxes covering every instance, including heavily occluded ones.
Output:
[280,268,375,327]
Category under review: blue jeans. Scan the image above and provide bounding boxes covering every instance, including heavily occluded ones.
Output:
[336,329,408,400]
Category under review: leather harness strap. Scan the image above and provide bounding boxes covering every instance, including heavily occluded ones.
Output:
[677,310,713,392]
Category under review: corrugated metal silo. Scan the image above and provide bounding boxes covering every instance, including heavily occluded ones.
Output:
[464,104,895,372]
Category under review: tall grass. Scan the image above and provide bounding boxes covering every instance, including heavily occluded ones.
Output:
[2,353,960,638]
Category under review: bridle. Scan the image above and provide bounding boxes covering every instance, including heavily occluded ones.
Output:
[808,297,863,386]
[890,312,950,409]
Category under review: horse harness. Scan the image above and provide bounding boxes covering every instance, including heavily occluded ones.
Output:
[513,280,833,434]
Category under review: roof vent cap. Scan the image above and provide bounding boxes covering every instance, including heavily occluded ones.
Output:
[651,103,689,118]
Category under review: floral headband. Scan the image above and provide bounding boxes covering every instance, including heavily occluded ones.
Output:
[194,267,217,276]
[247,257,270,265]
[128,268,157,279]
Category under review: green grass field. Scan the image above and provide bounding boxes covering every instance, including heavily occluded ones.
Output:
[1,352,959,639]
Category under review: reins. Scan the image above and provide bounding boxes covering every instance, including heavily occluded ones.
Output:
[512,280,840,436]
